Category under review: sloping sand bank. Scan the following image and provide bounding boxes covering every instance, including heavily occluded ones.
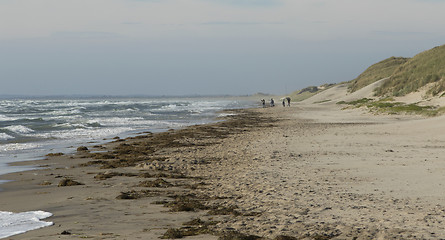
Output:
[2,100,445,239]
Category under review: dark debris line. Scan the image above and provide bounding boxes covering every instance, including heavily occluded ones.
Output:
[72,109,297,239]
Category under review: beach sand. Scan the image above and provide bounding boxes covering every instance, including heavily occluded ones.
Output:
[2,92,445,239]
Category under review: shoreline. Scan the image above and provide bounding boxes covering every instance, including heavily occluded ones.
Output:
[0,108,271,239]
[0,97,257,183]
[2,103,445,239]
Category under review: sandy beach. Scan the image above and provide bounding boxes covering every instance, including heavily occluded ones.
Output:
[2,88,445,239]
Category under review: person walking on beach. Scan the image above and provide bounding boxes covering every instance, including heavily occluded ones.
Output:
[270,98,275,107]
[286,97,291,107]
[261,99,266,108]
[282,99,286,107]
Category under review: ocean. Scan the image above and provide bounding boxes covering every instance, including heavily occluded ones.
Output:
[0,96,256,238]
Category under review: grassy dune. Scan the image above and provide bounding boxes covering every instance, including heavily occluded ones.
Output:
[346,44,445,97]
[375,44,445,96]
[349,57,409,93]
[290,44,445,106]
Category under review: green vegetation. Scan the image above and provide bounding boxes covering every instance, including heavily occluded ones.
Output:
[293,44,445,102]
[289,84,335,102]
[349,57,409,93]
[337,98,445,116]
[375,44,445,96]
[337,98,373,106]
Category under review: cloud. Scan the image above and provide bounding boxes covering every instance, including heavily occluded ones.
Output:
[122,22,143,25]
[372,30,433,36]
[206,0,283,7]
[201,21,284,25]
[51,31,122,39]
[414,0,445,2]
[131,0,163,2]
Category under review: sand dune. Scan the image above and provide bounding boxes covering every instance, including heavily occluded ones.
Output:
[301,78,387,105]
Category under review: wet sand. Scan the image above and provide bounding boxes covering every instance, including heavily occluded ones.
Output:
[2,102,445,239]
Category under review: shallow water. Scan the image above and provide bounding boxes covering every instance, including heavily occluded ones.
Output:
[0,97,256,176]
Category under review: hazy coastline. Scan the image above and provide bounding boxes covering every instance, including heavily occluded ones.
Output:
[3,88,445,239]
[2,0,445,238]
[0,97,256,176]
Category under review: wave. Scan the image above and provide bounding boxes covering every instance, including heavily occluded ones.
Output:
[217,113,237,118]
[0,114,20,122]
[0,97,256,172]
[3,125,35,134]
[0,143,40,152]
[86,117,160,127]
[0,133,14,140]
[30,127,134,140]
[0,211,53,239]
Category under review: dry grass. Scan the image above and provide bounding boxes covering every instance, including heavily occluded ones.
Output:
[349,57,408,93]
[375,44,445,96]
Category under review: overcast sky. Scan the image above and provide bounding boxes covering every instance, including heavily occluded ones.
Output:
[1,0,444,96]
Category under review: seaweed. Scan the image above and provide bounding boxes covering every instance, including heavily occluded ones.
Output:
[160,218,218,239]
[77,110,276,169]
[138,172,188,179]
[160,228,184,239]
[165,195,208,212]
[94,171,137,180]
[58,178,84,187]
[207,206,241,216]
[116,190,161,200]
[46,152,64,157]
[137,178,173,188]
[40,181,52,186]
[76,146,89,152]
[273,236,298,240]
[218,231,262,240]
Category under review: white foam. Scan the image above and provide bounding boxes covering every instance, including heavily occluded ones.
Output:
[218,113,237,117]
[4,125,34,134]
[0,114,18,121]
[0,133,14,140]
[0,143,39,152]
[155,103,187,112]
[31,127,134,140]
[86,117,164,127]
[54,122,87,129]
[43,108,84,116]
[153,100,236,114]
[0,210,53,239]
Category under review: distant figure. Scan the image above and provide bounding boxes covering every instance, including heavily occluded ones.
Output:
[261,99,266,108]
[270,98,275,107]
[286,97,291,107]
[282,99,286,107]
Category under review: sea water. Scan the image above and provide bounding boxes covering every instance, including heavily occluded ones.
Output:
[0,96,256,238]
[0,211,53,239]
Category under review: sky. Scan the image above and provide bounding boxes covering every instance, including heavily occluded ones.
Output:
[1,0,445,96]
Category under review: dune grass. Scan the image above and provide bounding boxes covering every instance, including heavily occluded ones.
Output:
[375,44,445,96]
[337,98,445,116]
[289,84,336,102]
[349,57,409,93]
